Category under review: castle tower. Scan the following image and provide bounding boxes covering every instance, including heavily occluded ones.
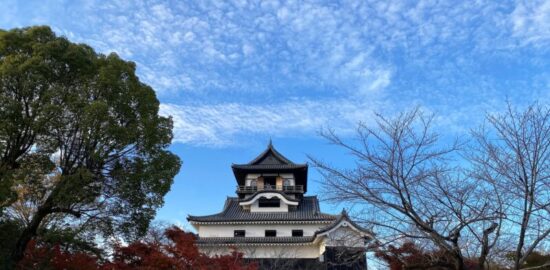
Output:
[188,142,373,269]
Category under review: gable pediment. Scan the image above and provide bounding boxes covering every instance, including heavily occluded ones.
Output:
[247,142,294,165]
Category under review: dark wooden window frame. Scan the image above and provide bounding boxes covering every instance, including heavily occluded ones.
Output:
[292,229,303,237]
[234,230,245,237]
[263,176,277,187]
[258,197,281,208]
[265,230,277,237]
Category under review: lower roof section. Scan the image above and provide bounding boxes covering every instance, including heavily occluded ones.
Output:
[188,196,336,223]
[195,210,375,247]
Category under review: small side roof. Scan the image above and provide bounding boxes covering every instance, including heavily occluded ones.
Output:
[315,209,374,237]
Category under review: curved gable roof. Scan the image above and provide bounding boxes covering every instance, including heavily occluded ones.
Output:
[188,196,336,223]
[238,190,300,205]
[315,209,374,237]
[247,140,295,165]
[232,141,307,168]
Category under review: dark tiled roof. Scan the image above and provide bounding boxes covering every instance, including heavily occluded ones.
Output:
[196,236,316,245]
[231,141,307,169]
[246,140,295,165]
[188,196,337,223]
[231,164,307,170]
[316,210,374,236]
[231,142,309,192]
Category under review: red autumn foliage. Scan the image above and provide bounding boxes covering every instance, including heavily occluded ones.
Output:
[18,239,100,270]
[19,227,257,270]
[375,241,480,270]
[375,241,427,270]
[106,226,257,270]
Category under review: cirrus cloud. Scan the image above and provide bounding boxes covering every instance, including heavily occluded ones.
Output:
[2,0,550,147]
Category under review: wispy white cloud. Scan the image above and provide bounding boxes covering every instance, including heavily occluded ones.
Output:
[511,0,550,47]
[160,99,384,147]
[2,0,550,147]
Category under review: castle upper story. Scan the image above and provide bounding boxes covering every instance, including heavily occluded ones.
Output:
[232,140,308,199]
[229,141,312,214]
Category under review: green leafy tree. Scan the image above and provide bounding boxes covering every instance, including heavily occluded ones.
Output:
[0,26,181,265]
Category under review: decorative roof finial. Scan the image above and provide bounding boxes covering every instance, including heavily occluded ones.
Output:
[268,137,273,147]
[341,208,348,216]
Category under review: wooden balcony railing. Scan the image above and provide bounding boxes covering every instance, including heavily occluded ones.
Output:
[236,185,304,193]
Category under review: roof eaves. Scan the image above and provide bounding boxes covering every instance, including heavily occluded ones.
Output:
[187,197,237,222]
[230,164,308,169]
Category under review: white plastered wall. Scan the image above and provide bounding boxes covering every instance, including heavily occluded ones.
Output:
[323,226,367,248]
[198,223,326,237]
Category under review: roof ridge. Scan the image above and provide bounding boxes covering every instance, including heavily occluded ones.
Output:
[222,197,233,211]
[243,141,295,165]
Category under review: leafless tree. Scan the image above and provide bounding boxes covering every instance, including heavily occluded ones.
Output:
[470,102,550,270]
[310,108,503,270]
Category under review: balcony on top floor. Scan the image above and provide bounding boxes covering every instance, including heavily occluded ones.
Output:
[236,185,304,194]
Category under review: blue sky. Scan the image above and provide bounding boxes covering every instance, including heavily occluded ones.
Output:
[2,0,550,229]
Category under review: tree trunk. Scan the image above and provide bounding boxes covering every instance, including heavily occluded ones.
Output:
[515,196,532,270]
[10,172,75,265]
[455,257,465,270]
[9,204,51,265]
[452,248,466,270]
[479,223,498,270]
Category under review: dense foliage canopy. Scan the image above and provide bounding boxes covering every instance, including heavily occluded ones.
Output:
[0,26,181,265]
